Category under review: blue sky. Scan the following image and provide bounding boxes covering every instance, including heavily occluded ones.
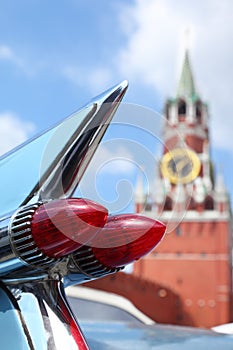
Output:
[0,0,233,214]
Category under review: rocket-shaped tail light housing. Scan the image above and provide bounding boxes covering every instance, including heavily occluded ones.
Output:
[92,214,166,268]
[5,197,166,282]
[8,198,108,269]
[5,202,165,284]
[65,214,166,284]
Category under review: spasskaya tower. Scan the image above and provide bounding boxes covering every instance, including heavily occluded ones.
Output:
[134,50,232,328]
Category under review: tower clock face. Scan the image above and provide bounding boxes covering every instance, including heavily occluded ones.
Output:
[161,148,201,184]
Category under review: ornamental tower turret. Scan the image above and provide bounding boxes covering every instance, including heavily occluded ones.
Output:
[134,50,232,328]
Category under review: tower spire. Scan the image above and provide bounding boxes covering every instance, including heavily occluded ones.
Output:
[177,50,197,100]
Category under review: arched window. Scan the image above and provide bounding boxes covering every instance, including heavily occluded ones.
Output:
[165,102,170,119]
[205,195,214,210]
[145,202,152,211]
[187,197,196,210]
[164,196,172,210]
[178,99,186,115]
[196,100,202,120]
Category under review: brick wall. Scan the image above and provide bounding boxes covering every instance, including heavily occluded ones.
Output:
[85,271,181,324]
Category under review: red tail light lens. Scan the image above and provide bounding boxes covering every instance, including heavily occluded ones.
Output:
[31,198,108,258]
[90,214,166,268]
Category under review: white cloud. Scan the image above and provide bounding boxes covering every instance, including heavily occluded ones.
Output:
[0,43,47,77]
[0,44,24,68]
[117,0,233,150]
[85,142,135,176]
[63,65,113,93]
[0,112,35,156]
[0,45,15,60]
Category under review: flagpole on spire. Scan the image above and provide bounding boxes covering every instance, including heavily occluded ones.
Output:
[184,27,190,51]
[177,28,197,100]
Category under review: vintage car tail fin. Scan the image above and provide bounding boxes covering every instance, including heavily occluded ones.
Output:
[0,81,128,217]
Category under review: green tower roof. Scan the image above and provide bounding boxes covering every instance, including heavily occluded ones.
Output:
[177,50,198,101]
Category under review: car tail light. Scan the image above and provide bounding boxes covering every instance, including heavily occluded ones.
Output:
[70,214,166,277]
[10,198,108,264]
[91,214,166,268]
[7,200,165,285]
[30,199,108,258]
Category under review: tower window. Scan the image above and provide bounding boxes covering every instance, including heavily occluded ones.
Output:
[145,202,152,211]
[178,99,186,115]
[164,196,172,210]
[165,102,170,119]
[187,197,195,210]
[205,195,214,210]
[196,101,202,120]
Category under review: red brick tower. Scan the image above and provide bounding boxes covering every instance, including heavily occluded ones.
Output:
[134,50,232,328]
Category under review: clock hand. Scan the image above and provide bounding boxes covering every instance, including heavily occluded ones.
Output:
[175,157,192,174]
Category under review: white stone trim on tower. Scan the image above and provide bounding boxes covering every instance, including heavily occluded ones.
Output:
[214,171,229,213]
[134,171,145,204]
[187,102,195,124]
[170,103,178,125]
